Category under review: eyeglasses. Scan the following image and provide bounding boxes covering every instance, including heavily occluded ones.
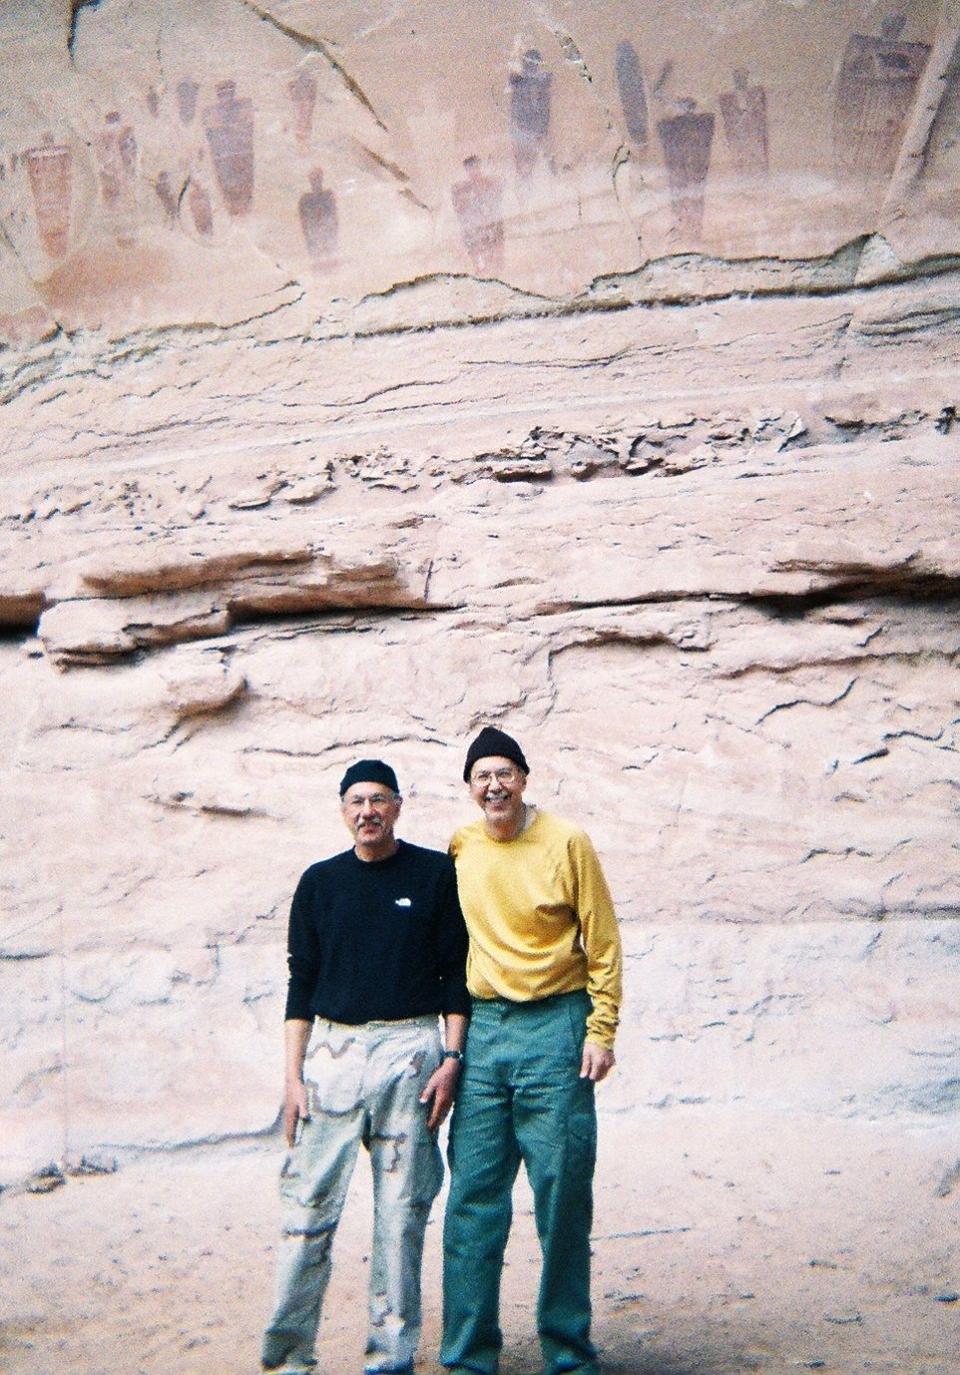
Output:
[342,792,398,810]
[470,767,520,786]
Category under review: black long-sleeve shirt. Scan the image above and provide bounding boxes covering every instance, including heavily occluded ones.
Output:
[284,840,471,1024]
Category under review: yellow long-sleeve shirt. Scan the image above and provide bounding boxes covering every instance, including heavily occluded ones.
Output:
[449,809,623,1049]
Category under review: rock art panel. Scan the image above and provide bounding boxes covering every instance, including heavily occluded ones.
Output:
[0,0,955,327]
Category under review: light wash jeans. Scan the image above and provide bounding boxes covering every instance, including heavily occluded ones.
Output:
[262,1015,444,1375]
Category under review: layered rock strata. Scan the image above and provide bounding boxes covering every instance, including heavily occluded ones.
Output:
[1,4,959,1373]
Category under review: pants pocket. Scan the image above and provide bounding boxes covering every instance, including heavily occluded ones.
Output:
[305,1026,365,1114]
[564,993,589,1059]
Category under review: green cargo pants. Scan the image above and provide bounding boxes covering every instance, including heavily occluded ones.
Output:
[441,988,598,1375]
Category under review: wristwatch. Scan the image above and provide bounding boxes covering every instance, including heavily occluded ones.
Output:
[442,1049,465,1064]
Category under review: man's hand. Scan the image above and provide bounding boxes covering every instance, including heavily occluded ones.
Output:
[580,1041,615,1082]
[419,1058,462,1131]
[284,1079,310,1147]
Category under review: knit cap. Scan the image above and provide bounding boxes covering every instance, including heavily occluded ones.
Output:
[462,727,530,782]
[339,759,400,796]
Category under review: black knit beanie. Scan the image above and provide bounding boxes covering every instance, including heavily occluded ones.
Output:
[463,727,530,783]
[339,759,400,797]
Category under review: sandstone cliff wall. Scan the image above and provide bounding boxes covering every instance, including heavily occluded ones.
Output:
[1,4,958,1372]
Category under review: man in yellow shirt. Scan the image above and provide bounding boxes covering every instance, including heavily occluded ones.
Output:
[441,726,623,1375]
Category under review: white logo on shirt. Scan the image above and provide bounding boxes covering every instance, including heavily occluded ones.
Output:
[395,897,412,908]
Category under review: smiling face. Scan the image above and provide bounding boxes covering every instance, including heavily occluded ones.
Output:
[468,754,527,838]
[341,782,402,861]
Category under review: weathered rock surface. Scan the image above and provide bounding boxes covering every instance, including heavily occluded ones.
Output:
[1,3,959,1374]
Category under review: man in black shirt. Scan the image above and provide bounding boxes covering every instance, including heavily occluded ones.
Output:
[261,759,470,1375]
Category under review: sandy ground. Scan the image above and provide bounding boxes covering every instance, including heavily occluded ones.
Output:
[1,1110,957,1375]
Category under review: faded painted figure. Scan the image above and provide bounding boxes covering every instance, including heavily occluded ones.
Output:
[657,100,715,240]
[615,41,649,148]
[289,71,318,147]
[509,49,552,178]
[261,759,469,1375]
[24,134,73,259]
[719,69,768,180]
[176,78,200,126]
[452,157,505,275]
[442,727,623,1375]
[833,16,930,183]
[95,111,139,246]
[204,79,255,215]
[298,168,338,269]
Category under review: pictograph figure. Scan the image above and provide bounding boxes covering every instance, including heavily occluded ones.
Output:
[24,134,73,259]
[289,71,318,147]
[656,100,715,239]
[452,156,505,275]
[615,41,649,148]
[509,49,552,178]
[203,80,254,215]
[188,177,213,238]
[833,15,930,182]
[146,87,160,118]
[298,167,338,267]
[95,110,139,245]
[176,78,200,126]
[154,170,179,225]
[719,68,768,179]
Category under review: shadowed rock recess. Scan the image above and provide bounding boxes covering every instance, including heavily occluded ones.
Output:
[1,3,958,1374]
